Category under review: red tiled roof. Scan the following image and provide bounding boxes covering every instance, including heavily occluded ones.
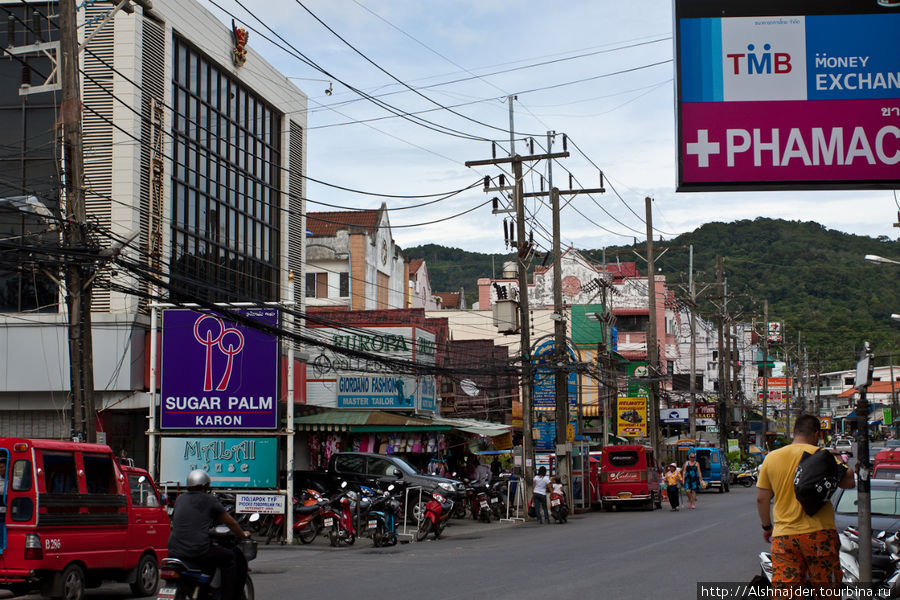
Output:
[837,381,899,398]
[434,292,460,308]
[306,209,380,237]
[408,258,424,274]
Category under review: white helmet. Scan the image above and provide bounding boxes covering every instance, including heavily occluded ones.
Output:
[186,469,211,489]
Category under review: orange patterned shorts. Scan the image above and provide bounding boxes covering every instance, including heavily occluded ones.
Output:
[771,529,841,595]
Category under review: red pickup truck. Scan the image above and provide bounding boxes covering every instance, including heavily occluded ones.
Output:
[0,437,169,599]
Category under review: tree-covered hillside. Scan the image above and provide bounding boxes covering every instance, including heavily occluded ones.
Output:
[405,218,900,371]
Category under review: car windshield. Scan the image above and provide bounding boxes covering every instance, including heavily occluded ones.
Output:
[836,488,900,517]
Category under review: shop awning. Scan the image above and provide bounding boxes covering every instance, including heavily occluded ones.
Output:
[293,409,452,433]
[430,417,511,437]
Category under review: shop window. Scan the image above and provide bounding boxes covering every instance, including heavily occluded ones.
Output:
[11,459,31,491]
[41,451,77,494]
[83,453,116,494]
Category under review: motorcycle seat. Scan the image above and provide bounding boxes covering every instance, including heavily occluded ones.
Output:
[161,558,211,582]
[295,504,320,515]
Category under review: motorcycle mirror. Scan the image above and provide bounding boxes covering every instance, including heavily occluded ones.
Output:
[892,553,900,562]
[877,531,887,539]
[137,475,146,484]
[387,484,395,491]
[249,513,260,523]
[214,524,230,535]
[341,481,348,489]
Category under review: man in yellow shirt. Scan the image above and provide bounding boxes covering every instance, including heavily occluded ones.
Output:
[757,414,855,589]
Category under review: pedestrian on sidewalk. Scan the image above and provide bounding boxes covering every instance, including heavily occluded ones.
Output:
[664,463,682,511]
[682,453,702,509]
[757,414,854,595]
[533,466,550,524]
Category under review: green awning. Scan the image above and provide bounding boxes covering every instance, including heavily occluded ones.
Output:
[293,409,449,433]
[430,417,511,437]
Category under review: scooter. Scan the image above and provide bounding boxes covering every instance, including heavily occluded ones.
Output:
[293,489,331,545]
[157,515,258,600]
[366,484,402,547]
[734,466,758,488]
[323,482,360,547]
[415,490,453,541]
[550,490,569,524]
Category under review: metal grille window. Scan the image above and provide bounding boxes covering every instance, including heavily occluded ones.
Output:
[170,37,281,302]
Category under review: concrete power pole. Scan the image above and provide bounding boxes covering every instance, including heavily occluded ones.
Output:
[60,0,97,442]
[716,256,727,451]
[689,245,697,439]
[644,197,660,458]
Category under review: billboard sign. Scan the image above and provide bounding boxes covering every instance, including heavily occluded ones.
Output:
[159,437,277,488]
[306,325,436,412]
[161,308,278,429]
[675,1,900,191]
[767,322,783,343]
[617,397,648,437]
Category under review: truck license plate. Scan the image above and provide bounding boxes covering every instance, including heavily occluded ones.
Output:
[156,587,177,600]
[323,518,333,527]
[618,492,632,499]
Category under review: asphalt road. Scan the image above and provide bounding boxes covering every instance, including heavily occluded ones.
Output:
[3,485,768,600]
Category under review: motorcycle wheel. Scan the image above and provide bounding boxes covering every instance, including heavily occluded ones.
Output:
[742,478,752,488]
[298,522,317,545]
[434,521,444,539]
[415,519,432,542]
[344,532,356,546]
[241,576,255,600]
[372,523,385,547]
[453,502,467,519]
[481,509,491,523]
[328,527,339,547]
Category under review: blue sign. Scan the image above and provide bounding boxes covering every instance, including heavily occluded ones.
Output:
[337,375,417,409]
[418,376,437,413]
[159,437,277,488]
[532,340,577,410]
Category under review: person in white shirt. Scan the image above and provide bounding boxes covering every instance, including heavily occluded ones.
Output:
[533,467,550,524]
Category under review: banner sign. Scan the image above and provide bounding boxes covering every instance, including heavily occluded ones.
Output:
[617,397,648,437]
[759,377,793,391]
[675,1,900,191]
[161,308,278,429]
[306,325,435,412]
[159,437,277,488]
[662,408,689,424]
[767,322,783,343]
[236,494,285,514]
[532,340,578,410]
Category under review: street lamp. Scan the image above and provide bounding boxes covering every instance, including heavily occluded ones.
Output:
[865,254,900,265]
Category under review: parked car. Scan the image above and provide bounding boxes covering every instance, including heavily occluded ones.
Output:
[691,446,730,493]
[874,449,900,480]
[834,479,900,534]
[328,452,464,522]
[0,437,169,599]
[833,438,854,455]
[598,444,662,511]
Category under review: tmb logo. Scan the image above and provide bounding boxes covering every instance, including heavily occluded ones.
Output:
[727,43,791,75]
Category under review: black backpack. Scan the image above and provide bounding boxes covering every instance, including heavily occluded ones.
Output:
[793,448,848,516]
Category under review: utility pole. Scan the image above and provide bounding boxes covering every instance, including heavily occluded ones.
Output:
[762,300,769,450]
[856,342,875,584]
[644,197,660,458]
[891,354,897,438]
[61,0,96,443]
[689,245,697,439]
[548,131,571,497]
[716,256,727,451]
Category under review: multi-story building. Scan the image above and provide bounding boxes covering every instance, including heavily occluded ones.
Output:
[305,204,406,310]
[407,259,439,310]
[0,0,307,465]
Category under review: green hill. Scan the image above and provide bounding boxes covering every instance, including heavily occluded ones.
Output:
[405,218,900,371]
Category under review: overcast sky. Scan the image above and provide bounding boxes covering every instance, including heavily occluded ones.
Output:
[199,0,900,255]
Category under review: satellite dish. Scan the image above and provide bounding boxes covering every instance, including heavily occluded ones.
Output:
[460,379,480,397]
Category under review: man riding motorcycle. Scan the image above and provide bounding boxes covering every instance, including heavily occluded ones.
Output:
[167,469,250,600]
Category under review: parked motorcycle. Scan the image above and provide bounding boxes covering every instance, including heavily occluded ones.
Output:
[489,478,509,520]
[734,466,758,488]
[415,490,453,541]
[294,489,331,545]
[366,484,402,547]
[156,515,258,600]
[550,490,569,524]
[322,482,357,547]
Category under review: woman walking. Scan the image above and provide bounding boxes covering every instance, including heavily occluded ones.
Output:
[533,466,550,524]
[682,453,703,509]
[664,464,683,511]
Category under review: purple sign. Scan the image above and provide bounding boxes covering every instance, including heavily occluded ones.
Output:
[161,308,278,429]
